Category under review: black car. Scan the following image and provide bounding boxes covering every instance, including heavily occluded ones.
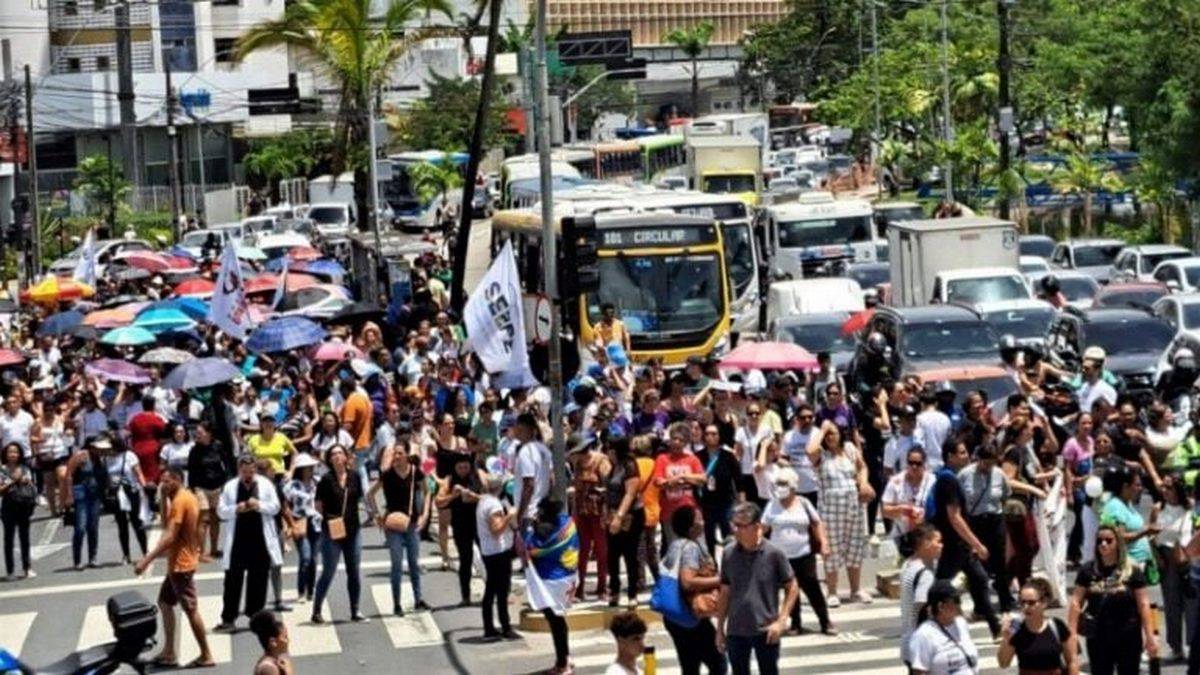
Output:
[1045,306,1175,397]
[847,262,890,291]
[847,304,1000,394]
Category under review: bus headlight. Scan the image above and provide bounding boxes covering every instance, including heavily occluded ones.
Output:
[712,334,730,356]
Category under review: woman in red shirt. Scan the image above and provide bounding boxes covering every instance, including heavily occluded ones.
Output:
[127,396,167,512]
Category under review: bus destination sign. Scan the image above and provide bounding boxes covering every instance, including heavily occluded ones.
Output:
[600,225,717,249]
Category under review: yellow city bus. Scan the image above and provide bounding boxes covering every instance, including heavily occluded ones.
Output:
[489,207,732,366]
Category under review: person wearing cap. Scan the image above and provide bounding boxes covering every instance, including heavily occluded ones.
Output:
[907,579,981,675]
[215,454,283,631]
[282,452,321,604]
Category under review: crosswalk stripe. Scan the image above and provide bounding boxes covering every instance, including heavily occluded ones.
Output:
[0,612,36,657]
[280,605,341,656]
[177,596,232,665]
[76,605,111,653]
[369,584,443,648]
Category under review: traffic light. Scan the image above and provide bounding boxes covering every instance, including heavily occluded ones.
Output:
[560,215,600,298]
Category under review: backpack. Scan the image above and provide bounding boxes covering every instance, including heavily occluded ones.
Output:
[924,467,956,523]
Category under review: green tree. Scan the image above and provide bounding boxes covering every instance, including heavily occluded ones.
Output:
[1050,150,1123,237]
[242,129,331,195]
[409,153,465,227]
[664,21,714,115]
[393,72,512,152]
[1134,159,1178,244]
[73,154,131,233]
[235,0,451,233]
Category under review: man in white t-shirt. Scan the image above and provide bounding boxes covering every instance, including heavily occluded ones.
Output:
[602,611,647,675]
[1077,356,1117,413]
[0,396,35,458]
[513,413,551,525]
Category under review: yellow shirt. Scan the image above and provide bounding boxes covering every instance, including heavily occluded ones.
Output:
[246,432,294,475]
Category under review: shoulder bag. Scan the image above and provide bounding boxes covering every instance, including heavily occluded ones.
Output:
[325,477,350,541]
[685,539,720,618]
[385,471,416,533]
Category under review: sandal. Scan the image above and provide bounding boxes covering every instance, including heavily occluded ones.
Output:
[151,656,179,668]
[184,656,217,669]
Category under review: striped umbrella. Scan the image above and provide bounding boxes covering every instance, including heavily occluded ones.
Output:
[246,316,327,353]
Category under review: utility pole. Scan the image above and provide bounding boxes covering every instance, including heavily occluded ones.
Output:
[939,0,955,206]
[194,122,206,222]
[870,0,882,199]
[997,0,1014,220]
[535,0,566,498]
[24,64,38,277]
[115,0,139,187]
[366,90,382,297]
[164,54,182,238]
[3,40,21,285]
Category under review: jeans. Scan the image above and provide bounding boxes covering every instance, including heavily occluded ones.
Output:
[2,505,32,575]
[452,525,476,603]
[701,501,732,559]
[607,509,644,602]
[481,548,513,634]
[386,528,423,609]
[353,449,374,507]
[295,520,320,599]
[663,619,727,675]
[113,507,147,560]
[936,540,1000,635]
[1160,545,1197,654]
[313,528,363,616]
[969,513,1014,612]
[726,633,779,675]
[789,553,831,632]
[71,485,100,566]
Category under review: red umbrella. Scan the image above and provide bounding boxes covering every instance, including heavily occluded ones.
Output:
[0,348,25,367]
[289,246,322,262]
[720,342,818,371]
[840,308,876,336]
[246,273,320,294]
[309,341,362,362]
[118,251,196,274]
[173,278,215,298]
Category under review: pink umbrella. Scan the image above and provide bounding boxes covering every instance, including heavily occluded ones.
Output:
[719,341,819,371]
[85,358,153,384]
[309,341,362,362]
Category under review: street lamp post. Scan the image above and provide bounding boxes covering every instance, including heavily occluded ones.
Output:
[939,0,955,205]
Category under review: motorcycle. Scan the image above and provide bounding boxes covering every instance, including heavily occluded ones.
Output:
[1,591,157,674]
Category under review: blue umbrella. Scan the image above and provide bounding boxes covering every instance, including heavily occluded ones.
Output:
[142,297,209,322]
[162,357,241,390]
[133,307,196,333]
[156,328,203,348]
[264,258,286,273]
[246,316,327,353]
[168,245,196,260]
[37,310,85,337]
[100,325,156,346]
[295,259,347,278]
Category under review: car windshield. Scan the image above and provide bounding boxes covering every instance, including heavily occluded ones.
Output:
[1020,239,1055,258]
[938,376,1018,407]
[1058,277,1099,302]
[777,321,856,355]
[1073,244,1122,267]
[1183,304,1200,329]
[588,254,724,340]
[849,265,889,289]
[704,175,757,194]
[983,307,1055,341]
[1142,251,1190,273]
[901,322,999,360]
[1082,318,1174,356]
[181,231,214,247]
[721,224,755,298]
[307,206,346,225]
[779,216,872,247]
[944,276,1028,304]
[878,206,923,223]
[1185,267,1200,289]
[1097,288,1167,308]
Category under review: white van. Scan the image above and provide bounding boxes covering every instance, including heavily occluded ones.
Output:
[766,277,864,331]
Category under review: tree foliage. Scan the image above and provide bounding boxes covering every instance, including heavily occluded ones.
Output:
[391,72,514,153]
[73,154,131,223]
[243,129,331,190]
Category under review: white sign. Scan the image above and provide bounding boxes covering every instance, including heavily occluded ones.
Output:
[463,241,538,388]
[207,241,251,339]
[72,228,97,286]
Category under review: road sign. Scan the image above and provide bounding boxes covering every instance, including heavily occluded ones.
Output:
[606,58,647,81]
[557,30,632,65]
[533,295,552,343]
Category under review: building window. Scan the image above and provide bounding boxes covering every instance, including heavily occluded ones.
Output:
[214,38,237,64]
[66,57,81,72]
[93,0,105,10]
[63,0,78,16]
[96,56,110,71]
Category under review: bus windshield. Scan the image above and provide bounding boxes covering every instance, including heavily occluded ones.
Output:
[721,224,755,297]
[704,175,756,194]
[589,254,724,338]
[778,216,871,248]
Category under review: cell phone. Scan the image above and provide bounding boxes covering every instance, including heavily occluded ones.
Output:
[1009,613,1023,634]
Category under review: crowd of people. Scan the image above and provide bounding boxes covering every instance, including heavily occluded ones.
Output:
[8,238,1200,675]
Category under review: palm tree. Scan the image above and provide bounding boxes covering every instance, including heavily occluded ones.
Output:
[1050,149,1124,237]
[234,0,451,235]
[664,21,715,116]
[1134,159,1178,243]
[450,0,503,312]
[409,153,465,235]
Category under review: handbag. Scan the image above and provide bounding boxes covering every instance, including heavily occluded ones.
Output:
[685,541,720,618]
[384,472,416,533]
[325,476,351,542]
[649,543,699,628]
[292,515,308,539]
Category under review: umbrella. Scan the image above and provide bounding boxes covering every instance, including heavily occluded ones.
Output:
[246,316,327,353]
[111,267,151,282]
[20,277,95,304]
[0,349,25,367]
[309,341,362,362]
[329,301,385,325]
[85,358,152,384]
[840,308,876,337]
[69,324,100,341]
[36,310,85,337]
[162,357,241,390]
[168,245,196,260]
[156,328,203,348]
[719,341,819,371]
[83,306,140,329]
[142,297,209,322]
[245,273,320,295]
[295,259,346,278]
[101,294,145,309]
[118,251,197,274]
[138,347,193,365]
[133,307,196,333]
[236,246,267,261]
[288,246,322,261]
[100,325,156,347]
[173,278,215,298]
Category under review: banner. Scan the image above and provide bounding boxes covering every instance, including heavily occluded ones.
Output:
[207,241,251,339]
[271,254,288,310]
[72,229,97,286]
[463,240,537,388]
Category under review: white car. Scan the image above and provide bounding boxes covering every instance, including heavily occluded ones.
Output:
[1152,257,1200,294]
[1027,270,1101,309]
[975,298,1057,346]
[306,202,353,237]
[1153,293,1200,337]
[50,238,153,277]
[241,215,279,236]
[936,267,1032,306]
[1111,244,1192,283]
[255,232,314,261]
[1019,255,1050,278]
[277,284,352,319]
[177,229,236,259]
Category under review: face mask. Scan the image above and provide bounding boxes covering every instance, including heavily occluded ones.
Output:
[773,486,793,501]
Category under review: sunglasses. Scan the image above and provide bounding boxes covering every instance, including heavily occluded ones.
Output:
[1098,537,1117,545]
[1019,598,1040,607]
[747,411,760,417]
[908,460,924,467]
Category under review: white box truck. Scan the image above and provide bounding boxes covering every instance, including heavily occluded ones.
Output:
[686,135,763,205]
[687,113,769,163]
[888,216,1022,307]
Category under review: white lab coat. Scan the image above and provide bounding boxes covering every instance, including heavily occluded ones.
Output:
[216,474,283,570]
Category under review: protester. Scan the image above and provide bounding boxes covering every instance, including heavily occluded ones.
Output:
[997,577,1079,675]
[62,435,108,569]
[250,610,294,675]
[1156,473,1195,661]
[570,434,611,600]
[435,451,482,606]
[899,525,942,670]
[102,434,149,564]
[695,423,740,557]
[762,467,834,635]
[882,447,934,543]
[653,423,705,552]
[661,504,726,675]
[604,611,648,675]
[908,580,980,675]
[476,473,517,639]
[605,436,644,608]
[806,420,872,605]
[524,499,579,675]
[0,441,35,578]
[187,421,230,561]
[216,454,282,631]
[283,452,321,604]
[312,445,368,623]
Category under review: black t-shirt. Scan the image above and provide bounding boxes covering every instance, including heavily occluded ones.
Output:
[435,441,469,479]
[187,440,230,490]
[1074,562,1148,638]
[715,415,736,449]
[447,470,482,534]
[930,469,965,548]
[858,405,897,466]
[381,467,424,516]
[1105,423,1144,463]
[232,480,269,564]
[1010,617,1070,671]
[316,471,364,534]
[695,446,740,507]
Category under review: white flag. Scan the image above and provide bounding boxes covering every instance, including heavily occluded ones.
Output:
[207,241,250,339]
[72,228,97,286]
[271,254,288,310]
[463,240,537,388]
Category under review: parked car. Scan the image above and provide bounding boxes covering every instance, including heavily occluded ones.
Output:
[1152,293,1200,337]
[974,298,1057,346]
[1050,238,1125,283]
[277,284,353,320]
[1027,270,1101,309]
[771,311,858,373]
[912,364,1019,420]
[1093,281,1170,309]
[255,233,314,261]
[306,202,354,237]
[1045,306,1175,397]
[1111,244,1192,283]
[177,229,235,260]
[1152,257,1200,294]
[1019,234,1056,260]
[1019,255,1051,277]
[49,238,153,277]
[846,262,890,295]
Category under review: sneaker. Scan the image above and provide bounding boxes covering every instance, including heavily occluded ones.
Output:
[309,614,324,625]
[826,594,841,608]
[821,625,839,636]
[854,590,873,604]
[481,630,502,643]
[213,621,236,632]
[413,600,432,611]
[350,612,369,623]
[502,629,522,641]
[274,602,292,613]
[393,606,405,617]
[22,569,35,579]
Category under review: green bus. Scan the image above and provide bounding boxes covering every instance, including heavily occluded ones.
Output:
[638,134,686,182]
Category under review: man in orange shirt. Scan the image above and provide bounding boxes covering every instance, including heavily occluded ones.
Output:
[135,467,215,668]
[339,378,374,488]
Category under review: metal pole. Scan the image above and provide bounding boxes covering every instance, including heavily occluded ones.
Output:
[939,0,955,205]
[4,40,19,286]
[24,64,38,276]
[870,1,882,199]
[367,89,383,293]
[997,0,1013,220]
[535,0,566,499]
[115,0,139,187]
[195,122,206,221]
[165,55,182,238]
